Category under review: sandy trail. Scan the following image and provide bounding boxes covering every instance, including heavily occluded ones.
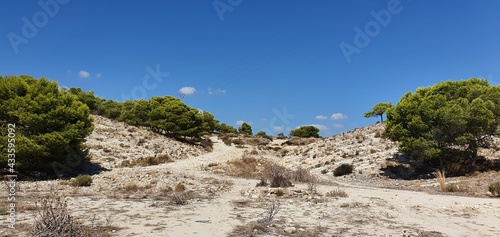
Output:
[132,137,500,237]
[155,138,252,236]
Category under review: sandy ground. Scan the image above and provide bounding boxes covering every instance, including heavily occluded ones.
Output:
[2,136,499,237]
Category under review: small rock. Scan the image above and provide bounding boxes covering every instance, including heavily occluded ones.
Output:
[284,227,296,234]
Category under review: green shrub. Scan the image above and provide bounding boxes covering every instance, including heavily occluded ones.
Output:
[333,164,353,177]
[256,178,268,187]
[0,75,94,174]
[71,175,93,187]
[222,136,232,146]
[276,132,286,139]
[489,181,500,197]
[290,126,320,138]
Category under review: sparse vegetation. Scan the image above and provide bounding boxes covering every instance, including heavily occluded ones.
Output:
[123,182,140,192]
[435,170,447,192]
[31,195,112,237]
[227,155,261,178]
[326,189,348,198]
[259,201,281,223]
[488,181,500,197]
[121,154,173,167]
[333,164,354,176]
[267,163,293,188]
[256,178,269,187]
[71,175,93,187]
[171,191,191,205]
[290,126,320,138]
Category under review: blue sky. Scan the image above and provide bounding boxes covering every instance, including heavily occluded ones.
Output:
[1,0,499,137]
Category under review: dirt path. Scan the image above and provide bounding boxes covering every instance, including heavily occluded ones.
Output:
[157,137,254,236]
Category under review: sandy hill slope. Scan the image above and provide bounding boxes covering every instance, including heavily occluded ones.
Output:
[272,123,398,175]
[85,115,207,169]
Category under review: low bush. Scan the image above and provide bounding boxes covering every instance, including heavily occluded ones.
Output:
[121,154,173,167]
[292,166,313,183]
[71,175,93,187]
[488,181,500,197]
[267,163,293,188]
[31,195,111,237]
[123,182,140,192]
[326,189,348,198]
[333,164,353,177]
[199,138,213,152]
[256,178,268,187]
[227,155,260,178]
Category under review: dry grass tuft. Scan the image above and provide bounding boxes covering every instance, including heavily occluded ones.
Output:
[123,182,141,192]
[31,195,112,237]
[259,201,281,224]
[71,175,93,187]
[227,155,261,178]
[435,170,446,192]
[121,154,173,167]
[326,188,348,198]
[227,221,269,237]
[488,181,500,197]
[174,183,186,192]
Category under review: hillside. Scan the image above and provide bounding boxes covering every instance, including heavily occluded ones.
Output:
[85,115,208,169]
[1,117,499,237]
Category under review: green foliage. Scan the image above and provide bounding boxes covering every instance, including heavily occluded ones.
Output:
[256,131,272,140]
[200,111,218,135]
[489,182,500,197]
[0,75,93,173]
[290,126,320,138]
[98,99,122,119]
[217,123,237,134]
[276,132,286,139]
[386,78,500,171]
[95,95,216,138]
[256,131,267,137]
[238,122,253,136]
[333,164,354,176]
[67,87,103,114]
[117,99,151,126]
[71,175,93,187]
[148,96,204,138]
[364,102,393,122]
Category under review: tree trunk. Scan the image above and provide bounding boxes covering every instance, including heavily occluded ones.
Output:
[469,148,478,174]
[380,114,384,122]
[439,156,444,173]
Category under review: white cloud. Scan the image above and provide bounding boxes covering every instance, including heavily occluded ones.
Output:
[331,113,348,120]
[236,120,245,126]
[332,123,344,128]
[273,126,283,131]
[296,124,330,131]
[208,87,226,95]
[78,70,90,78]
[96,73,102,78]
[179,87,196,95]
[315,115,327,120]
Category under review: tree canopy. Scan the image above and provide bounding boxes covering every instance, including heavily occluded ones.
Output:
[290,126,320,138]
[0,75,94,173]
[385,78,500,172]
[238,122,253,136]
[216,123,237,134]
[364,102,393,122]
